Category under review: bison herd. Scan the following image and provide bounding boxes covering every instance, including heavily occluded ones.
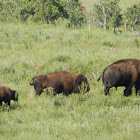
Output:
[0,58,140,109]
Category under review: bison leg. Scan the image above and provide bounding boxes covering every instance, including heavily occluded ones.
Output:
[8,101,11,107]
[123,83,133,96]
[104,85,110,95]
[4,101,11,107]
[103,80,112,95]
[0,101,2,109]
[135,87,138,96]
[135,85,140,96]
[124,88,132,96]
[53,92,58,96]
[63,91,69,96]
[63,88,70,96]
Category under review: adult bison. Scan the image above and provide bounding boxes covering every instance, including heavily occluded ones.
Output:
[97,59,140,96]
[0,86,18,109]
[30,71,90,96]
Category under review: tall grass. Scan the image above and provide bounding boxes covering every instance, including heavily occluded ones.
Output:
[0,22,140,139]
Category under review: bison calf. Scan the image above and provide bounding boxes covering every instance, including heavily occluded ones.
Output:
[30,71,90,96]
[97,59,140,96]
[0,86,18,109]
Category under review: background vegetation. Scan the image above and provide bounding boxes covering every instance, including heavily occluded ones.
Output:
[0,0,140,30]
[0,0,140,140]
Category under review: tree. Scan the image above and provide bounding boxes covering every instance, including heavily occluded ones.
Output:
[20,0,65,23]
[20,0,35,22]
[124,3,140,31]
[94,0,122,31]
[65,0,86,28]
[0,0,86,28]
[0,0,24,22]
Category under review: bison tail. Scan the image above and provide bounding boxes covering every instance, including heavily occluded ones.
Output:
[30,78,34,86]
[97,68,106,81]
[97,75,102,81]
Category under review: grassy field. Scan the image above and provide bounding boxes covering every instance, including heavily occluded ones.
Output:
[0,22,140,140]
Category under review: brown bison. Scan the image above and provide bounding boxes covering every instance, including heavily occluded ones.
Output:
[30,71,90,96]
[97,59,140,96]
[0,86,18,109]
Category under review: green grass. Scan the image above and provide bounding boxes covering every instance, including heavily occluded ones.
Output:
[0,22,140,140]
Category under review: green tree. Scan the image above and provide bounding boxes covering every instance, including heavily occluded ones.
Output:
[65,0,86,28]
[124,3,140,31]
[94,0,122,31]
[0,0,86,28]
[20,0,35,22]
[0,0,24,22]
[20,0,65,23]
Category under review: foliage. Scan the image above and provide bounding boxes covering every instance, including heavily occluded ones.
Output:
[0,0,140,30]
[64,0,87,28]
[124,3,140,31]
[94,0,122,31]
[19,0,87,27]
[0,0,24,22]
[20,0,35,22]
[20,0,65,23]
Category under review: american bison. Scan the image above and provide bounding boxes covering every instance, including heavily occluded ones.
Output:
[30,71,90,96]
[0,86,18,109]
[97,59,140,96]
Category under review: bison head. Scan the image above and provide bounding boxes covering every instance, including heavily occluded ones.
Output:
[12,90,18,101]
[73,74,90,94]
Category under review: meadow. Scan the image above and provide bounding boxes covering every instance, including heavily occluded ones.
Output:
[0,22,140,140]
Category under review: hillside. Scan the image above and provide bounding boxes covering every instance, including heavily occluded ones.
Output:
[0,22,140,139]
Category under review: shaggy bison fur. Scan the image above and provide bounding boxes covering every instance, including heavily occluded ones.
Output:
[0,86,18,108]
[97,59,140,96]
[30,71,90,96]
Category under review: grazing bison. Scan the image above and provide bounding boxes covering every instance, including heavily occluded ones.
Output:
[0,86,18,109]
[30,71,90,96]
[97,59,140,96]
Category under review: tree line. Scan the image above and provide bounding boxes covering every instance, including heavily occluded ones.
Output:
[93,0,140,32]
[0,0,139,32]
